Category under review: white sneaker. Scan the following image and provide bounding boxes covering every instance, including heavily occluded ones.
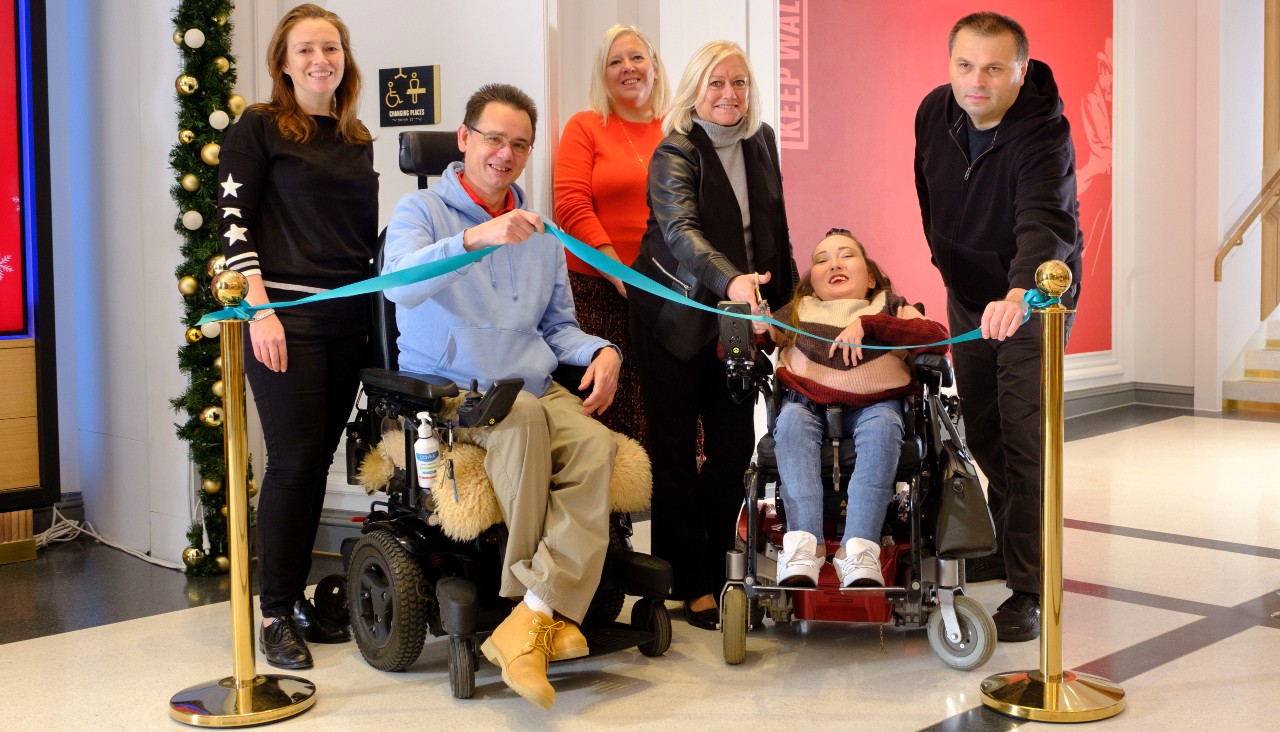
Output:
[777,530,824,587]
[834,538,884,588]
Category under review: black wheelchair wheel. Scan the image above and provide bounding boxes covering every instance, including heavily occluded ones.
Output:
[749,596,766,631]
[347,529,429,672]
[631,597,671,657]
[312,573,349,630]
[448,635,477,699]
[584,519,628,623]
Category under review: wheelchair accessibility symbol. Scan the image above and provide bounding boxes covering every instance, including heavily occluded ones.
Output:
[379,65,442,128]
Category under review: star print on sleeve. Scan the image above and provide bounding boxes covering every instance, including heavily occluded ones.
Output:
[221,174,242,198]
[223,224,248,245]
[222,208,241,218]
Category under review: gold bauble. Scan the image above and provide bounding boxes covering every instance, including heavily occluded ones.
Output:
[182,546,205,567]
[227,94,247,117]
[206,254,226,278]
[214,555,230,573]
[213,13,228,26]
[179,129,195,144]
[185,326,203,344]
[176,74,199,96]
[211,269,248,306]
[211,380,224,398]
[180,173,200,192]
[202,478,222,494]
[173,29,184,46]
[220,505,228,518]
[200,405,224,427]
[200,142,220,166]
[1034,260,1073,299]
[247,479,259,498]
[178,276,199,297]
[214,56,230,74]
[213,355,223,371]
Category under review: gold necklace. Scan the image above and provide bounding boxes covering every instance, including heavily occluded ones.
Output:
[617,116,646,166]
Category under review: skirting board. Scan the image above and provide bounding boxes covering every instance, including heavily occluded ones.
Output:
[313,382,1194,555]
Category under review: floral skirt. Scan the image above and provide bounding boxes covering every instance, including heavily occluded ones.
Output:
[568,270,646,444]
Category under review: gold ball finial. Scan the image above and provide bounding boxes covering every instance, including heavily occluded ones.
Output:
[1035,260,1072,299]
[210,269,248,306]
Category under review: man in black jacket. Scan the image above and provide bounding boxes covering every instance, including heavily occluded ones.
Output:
[914,11,1083,643]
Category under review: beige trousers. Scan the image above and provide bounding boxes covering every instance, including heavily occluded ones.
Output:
[453,382,615,623]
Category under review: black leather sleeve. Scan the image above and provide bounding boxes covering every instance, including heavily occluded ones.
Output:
[646,136,743,300]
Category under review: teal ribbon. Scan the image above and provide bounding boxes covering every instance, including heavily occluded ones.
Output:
[198,220,1058,350]
[196,244,497,326]
[546,223,1055,350]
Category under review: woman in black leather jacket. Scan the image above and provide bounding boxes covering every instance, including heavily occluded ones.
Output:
[628,40,796,629]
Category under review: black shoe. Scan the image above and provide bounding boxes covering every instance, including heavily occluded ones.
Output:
[965,553,1007,583]
[260,616,314,669]
[292,598,351,644]
[683,601,719,631]
[994,591,1040,642]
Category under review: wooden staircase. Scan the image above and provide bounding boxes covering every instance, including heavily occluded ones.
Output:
[1223,320,1280,413]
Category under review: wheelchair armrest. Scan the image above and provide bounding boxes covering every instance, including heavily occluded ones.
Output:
[360,368,460,413]
[913,353,954,390]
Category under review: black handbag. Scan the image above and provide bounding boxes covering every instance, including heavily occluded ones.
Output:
[931,395,997,559]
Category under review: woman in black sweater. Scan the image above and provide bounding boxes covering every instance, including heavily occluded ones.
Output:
[629,40,796,629]
[216,4,377,669]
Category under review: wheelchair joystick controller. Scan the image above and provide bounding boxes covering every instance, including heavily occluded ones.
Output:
[718,301,758,405]
[456,378,525,428]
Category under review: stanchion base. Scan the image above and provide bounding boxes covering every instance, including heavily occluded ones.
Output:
[169,674,316,727]
[981,669,1124,723]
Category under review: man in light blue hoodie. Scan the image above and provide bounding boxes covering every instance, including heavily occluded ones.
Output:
[383,83,621,710]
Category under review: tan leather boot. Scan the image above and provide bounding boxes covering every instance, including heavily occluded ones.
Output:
[550,615,588,662]
[480,602,557,709]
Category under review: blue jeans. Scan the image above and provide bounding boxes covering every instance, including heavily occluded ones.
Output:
[773,397,905,547]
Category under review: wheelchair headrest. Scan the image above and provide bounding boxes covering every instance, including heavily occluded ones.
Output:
[399,130,463,179]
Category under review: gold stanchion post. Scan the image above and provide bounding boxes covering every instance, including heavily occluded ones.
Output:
[170,270,317,726]
[979,261,1125,722]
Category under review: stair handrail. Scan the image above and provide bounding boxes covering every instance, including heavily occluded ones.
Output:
[1215,154,1280,282]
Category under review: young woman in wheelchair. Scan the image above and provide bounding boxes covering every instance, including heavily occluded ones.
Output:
[768,228,949,588]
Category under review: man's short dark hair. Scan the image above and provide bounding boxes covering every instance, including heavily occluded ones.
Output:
[949,12,1029,64]
[463,83,539,144]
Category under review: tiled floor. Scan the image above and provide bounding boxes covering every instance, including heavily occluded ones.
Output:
[2,405,1278,730]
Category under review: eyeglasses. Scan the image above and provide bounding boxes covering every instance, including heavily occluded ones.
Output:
[466,125,533,157]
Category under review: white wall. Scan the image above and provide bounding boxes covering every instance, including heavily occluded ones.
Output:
[1114,0,1265,410]
[1117,0,1200,391]
[47,0,193,560]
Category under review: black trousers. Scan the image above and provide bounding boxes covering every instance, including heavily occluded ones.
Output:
[629,309,756,601]
[244,299,367,618]
[946,290,1075,596]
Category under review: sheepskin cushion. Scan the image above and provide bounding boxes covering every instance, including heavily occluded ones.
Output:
[357,427,652,542]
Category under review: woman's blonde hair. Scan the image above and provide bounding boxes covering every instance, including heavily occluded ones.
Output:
[663,40,761,137]
[588,25,670,125]
[254,3,371,144]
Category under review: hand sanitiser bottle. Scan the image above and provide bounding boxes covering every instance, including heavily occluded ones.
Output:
[414,412,440,490]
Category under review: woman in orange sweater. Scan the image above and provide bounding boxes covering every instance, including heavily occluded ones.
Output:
[553,24,669,442]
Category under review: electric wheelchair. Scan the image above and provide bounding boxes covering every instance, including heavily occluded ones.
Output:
[325,131,674,700]
[715,304,997,670]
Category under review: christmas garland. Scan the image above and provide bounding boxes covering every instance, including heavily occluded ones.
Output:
[169,0,245,576]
